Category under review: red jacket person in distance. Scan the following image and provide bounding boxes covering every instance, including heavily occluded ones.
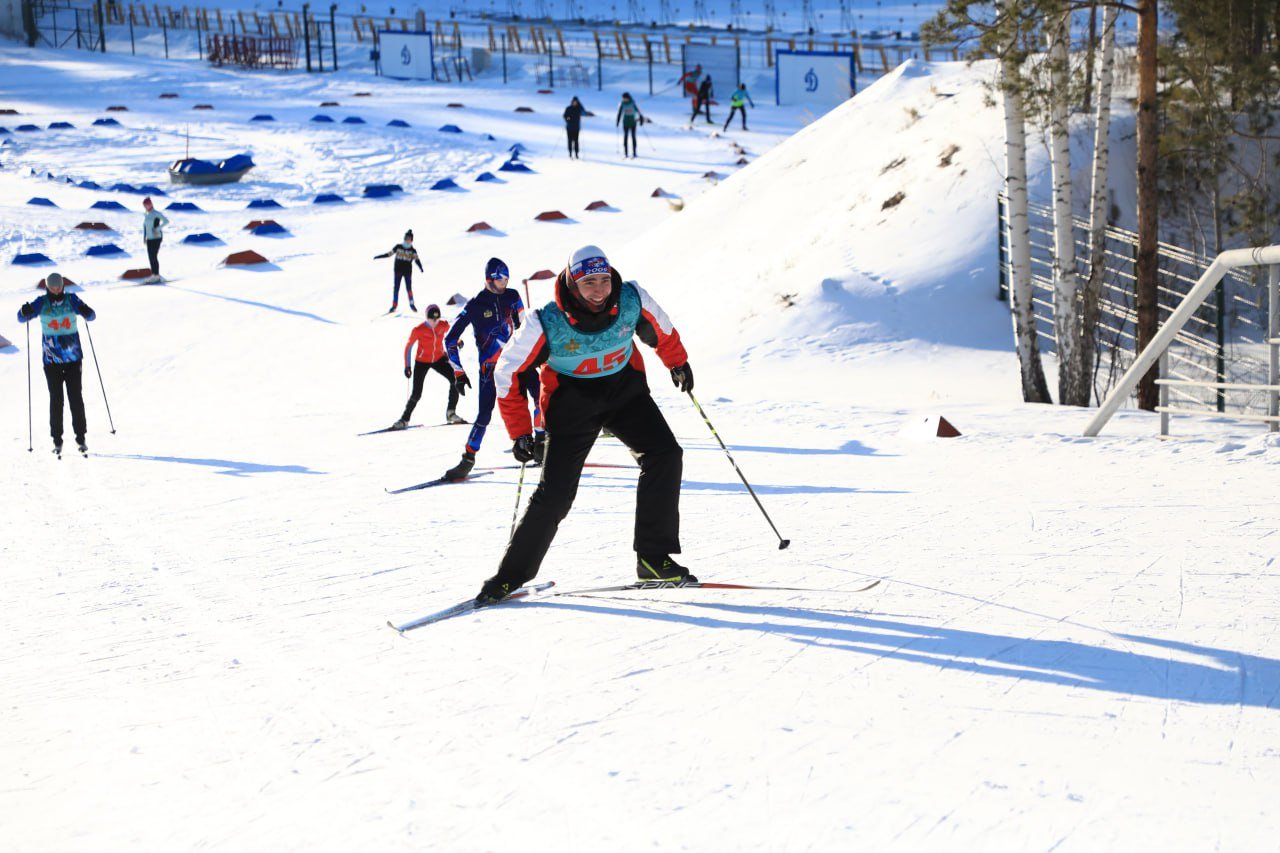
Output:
[475,245,698,604]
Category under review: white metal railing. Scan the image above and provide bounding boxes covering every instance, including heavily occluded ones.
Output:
[1085,247,1280,436]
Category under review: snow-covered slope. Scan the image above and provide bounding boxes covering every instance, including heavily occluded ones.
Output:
[2,41,1278,853]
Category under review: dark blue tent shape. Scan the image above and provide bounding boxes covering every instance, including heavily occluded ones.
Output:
[430,178,459,190]
[91,200,128,210]
[362,184,402,198]
[311,114,335,123]
[475,171,500,182]
[439,124,462,133]
[250,114,275,122]
[12,252,53,265]
[182,232,220,244]
[48,121,74,129]
[85,243,125,256]
[27,197,57,206]
[77,180,102,190]
[343,116,366,124]
[509,143,528,153]
[167,202,202,212]
[485,134,496,141]
[44,171,56,180]
[498,160,532,173]
[313,193,345,204]
[93,117,122,127]
[138,185,167,196]
[16,124,41,132]
[0,127,9,135]
[387,119,410,128]
[252,222,288,236]
[110,182,139,193]
[247,199,282,209]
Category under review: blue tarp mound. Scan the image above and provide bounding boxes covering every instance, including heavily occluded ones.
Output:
[252,222,288,235]
[343,116,366,124]
[16,124,41,132]
[77,180,102,190]
[250,114,275,122]
[311,114,334,123]
[387,119,410,128]
[475,172,499,182]
[12,252,53,265]
[363,184,403,198]
[110,183,140,193]
[138,185,167,196]
[498,160,532,173]
[247,199,282,209]
[313,193,345,204]
[92,117,122,127]
[438,124,462,133]
[44,171,57,179]
[485,134,496,141]
[430,178,459,190]
[27,197,57,206]
[182,232,220,244]
[509,143,528,153]
[49,121,74,129]
[167,202,202,211]
[85,243,125,256]
[218,154,253,173]
[91,200,128,210]
[0,127,9,135]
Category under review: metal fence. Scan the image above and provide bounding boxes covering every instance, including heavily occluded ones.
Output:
[998,196,1272,415]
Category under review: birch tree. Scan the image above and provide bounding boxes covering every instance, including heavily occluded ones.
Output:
[1082,5,1118,405]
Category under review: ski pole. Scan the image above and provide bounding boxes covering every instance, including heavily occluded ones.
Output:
[686,391,790,549]
[84,321,116,434]
[26,321,33,452]
[509,460,527,541]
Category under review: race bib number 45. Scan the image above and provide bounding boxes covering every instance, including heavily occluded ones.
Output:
[572,346,629,376]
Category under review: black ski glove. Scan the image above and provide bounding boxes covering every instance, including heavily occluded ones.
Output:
[404,366,412,378]
[19,302,35,320]
[454,371,471,395]
[512,434,537,463]
[670,362,694,393]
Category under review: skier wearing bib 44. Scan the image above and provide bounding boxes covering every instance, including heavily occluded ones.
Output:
[440,257,544,481]
[16,272,97,455]
[474,245,697,605]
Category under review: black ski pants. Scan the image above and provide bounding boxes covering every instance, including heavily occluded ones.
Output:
[566,126,580,157]
[44,361,87,445]
[723,105,747,130]
[621,123,637,156]
[492,367,682,587]
[401,357,460,422]
[146,237,162,276]
[392,264,415,307]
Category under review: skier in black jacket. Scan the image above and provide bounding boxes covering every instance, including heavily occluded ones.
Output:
[563,96,587,159]
[373,229,424,312]
[691,75,714,123]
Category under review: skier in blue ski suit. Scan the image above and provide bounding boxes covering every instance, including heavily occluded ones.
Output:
[16,272,97,453]
[440,257,544,480]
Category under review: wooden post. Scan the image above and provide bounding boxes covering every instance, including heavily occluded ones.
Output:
[663,33,671,63]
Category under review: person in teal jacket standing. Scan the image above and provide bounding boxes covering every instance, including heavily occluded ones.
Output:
[723,83,755,131]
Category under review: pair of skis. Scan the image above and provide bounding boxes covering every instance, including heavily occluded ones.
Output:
[388,577,882,633]
[358,420,468,436]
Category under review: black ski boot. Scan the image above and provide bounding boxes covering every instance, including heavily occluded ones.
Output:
[443,451,476,482]
[389,419,408,431]
[475,578,514,606]
[636,555,698,583]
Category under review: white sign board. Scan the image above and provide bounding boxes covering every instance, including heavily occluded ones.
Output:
[379,31,435,80]
[775,50,856,110]
[680,43,741,101]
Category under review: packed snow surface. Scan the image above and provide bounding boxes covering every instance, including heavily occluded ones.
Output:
[1,38,1277,853]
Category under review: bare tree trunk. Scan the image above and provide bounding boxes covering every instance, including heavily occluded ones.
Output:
[1003,52,1052,404]
[1082,6,1118,406]
[1135,0,1160,410]
[1049,12,1085,406]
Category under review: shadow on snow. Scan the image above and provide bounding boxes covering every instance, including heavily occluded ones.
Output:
[99,453,325,477]
[519,598,1280,708]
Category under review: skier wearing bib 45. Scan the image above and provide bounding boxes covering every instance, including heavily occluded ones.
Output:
[440,257,544,481]
[475,245,697,605]
[16,272,97,455]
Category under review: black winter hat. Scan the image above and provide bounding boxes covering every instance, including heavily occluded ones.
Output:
[404,229,414,240]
